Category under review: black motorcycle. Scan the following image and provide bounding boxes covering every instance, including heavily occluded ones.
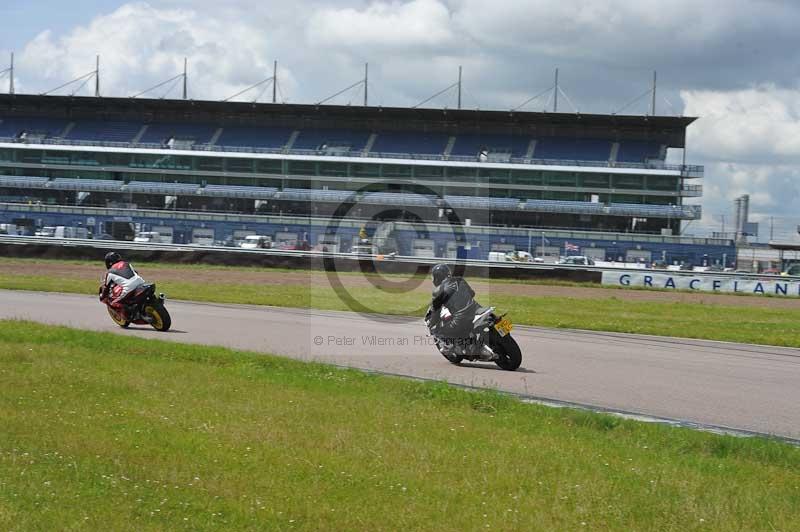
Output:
[425,306,522,371]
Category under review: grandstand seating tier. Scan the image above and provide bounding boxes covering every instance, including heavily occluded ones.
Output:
[66,120,142,143]
[139,123,216,145]
[215,126,293,149]
[292,128,370,152]
[370,131,449,155]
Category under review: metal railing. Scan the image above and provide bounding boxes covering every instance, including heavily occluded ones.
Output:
[0,135,703,176]
[0,201,730,246]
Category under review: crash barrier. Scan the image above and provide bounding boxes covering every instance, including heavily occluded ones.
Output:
[602,271,800,298]
[0,236,600,283]
[4,235,799,289]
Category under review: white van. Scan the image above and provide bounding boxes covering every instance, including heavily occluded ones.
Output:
[239,235,272,249]
[134,231,161,243]
[487,251,512,262]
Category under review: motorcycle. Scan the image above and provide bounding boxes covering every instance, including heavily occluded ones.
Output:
[425,305,522,371]
[99,282,172,332]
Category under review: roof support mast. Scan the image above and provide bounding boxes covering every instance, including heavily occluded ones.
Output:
[457,65,462,110]
[272,60,277,103]
[553,68,559,112]
[9,52,14,94]
[364,62,368,106]
[95,55,100,97]
[182,58,188,100]
[651,70,657,115]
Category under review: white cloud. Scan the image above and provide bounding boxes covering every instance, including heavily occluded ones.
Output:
[308,0,455,49]
[683,85,800,164]
[16,2,295,100]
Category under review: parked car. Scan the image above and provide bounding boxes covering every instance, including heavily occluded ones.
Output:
[782,264,800,276]
[557,256,595,266]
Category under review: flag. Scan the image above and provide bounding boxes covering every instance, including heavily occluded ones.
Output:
[564,241,579,252]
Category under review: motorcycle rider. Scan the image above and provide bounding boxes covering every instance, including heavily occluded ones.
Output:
[426,263,481,342]
[100,251,146,319]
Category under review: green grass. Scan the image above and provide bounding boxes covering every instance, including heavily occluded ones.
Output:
[3,268,800,347]
[0,321,798,530]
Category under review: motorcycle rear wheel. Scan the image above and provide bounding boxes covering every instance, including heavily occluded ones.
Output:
[107,306,130,328]
[144,302,172,332]
[493,334,522,371]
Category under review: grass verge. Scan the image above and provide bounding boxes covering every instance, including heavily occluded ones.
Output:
[1,320,799,530]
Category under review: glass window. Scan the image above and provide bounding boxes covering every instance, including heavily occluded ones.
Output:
[479,168,510,184]
[511,170,543,186]
[543,191,577,200]
[578,173,610,188]
[255,159,283,174]
[288,160,317,176]
[382,164,412,178]
[352,163,380,177]
[19,149,42,164]
[226,158,254,173]
[414,166,444,179]
[647,176,678,190]
[196,157,224,172]
[319,162,347,177]
[545,171,576,187]
[445,167,477,182]
[613,175,645,189]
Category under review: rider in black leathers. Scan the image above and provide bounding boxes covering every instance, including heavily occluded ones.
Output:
[426,263,480,339]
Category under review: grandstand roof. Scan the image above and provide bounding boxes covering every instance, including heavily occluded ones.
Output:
[0,93,696,146]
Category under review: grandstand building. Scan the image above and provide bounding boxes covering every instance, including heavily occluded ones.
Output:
[0,93,733,264]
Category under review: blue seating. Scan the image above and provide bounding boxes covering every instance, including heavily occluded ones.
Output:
[450,134,530,157]
[361,192,438,207]
[534,138,611,161]
[50,178,123,192]
[0,117,70,138]
[0,175,50,188]
[126,181,200,195]
[524,199,606,215]
[609,202,700,219]
[443,195,520,210]
[139,123,216,145]
[293,128,370,152]
[617,141,661,163]
[215,126,292,149]
[202,184,277,199]
[371,131,449,155]
[278,188,353,203]
[66,121,141,143]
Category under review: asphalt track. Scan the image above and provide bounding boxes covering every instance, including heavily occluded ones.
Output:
[2,289,800,440]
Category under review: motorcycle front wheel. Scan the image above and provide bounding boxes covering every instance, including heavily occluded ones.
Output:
[107,306,130,328]
[435,339,463,365]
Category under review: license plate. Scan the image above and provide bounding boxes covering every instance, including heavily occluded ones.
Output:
[494,318,513,337]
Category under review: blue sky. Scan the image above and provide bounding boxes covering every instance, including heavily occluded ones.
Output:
[0,2,127,51]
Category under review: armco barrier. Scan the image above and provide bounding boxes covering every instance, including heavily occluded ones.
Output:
[0,235,601,282]
[4,235,797,286]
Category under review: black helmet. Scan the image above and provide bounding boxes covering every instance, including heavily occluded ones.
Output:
[431,263,451,287]
[104,251,122,269]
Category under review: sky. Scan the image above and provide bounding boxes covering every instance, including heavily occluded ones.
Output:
[1,0,799,241]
